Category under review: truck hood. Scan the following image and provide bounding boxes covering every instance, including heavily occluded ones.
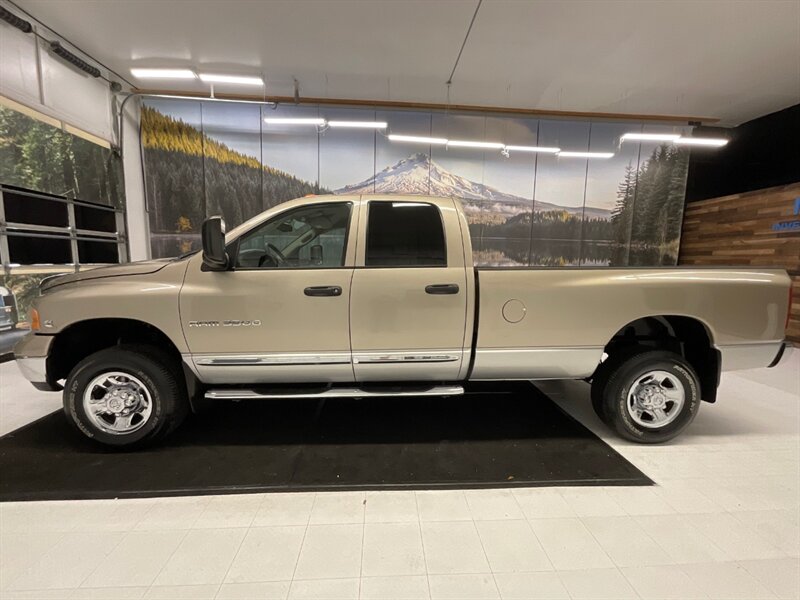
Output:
[40,259,173,292]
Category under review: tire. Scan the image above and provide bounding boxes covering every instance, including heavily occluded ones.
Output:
[63,344,188,448]
[590,367,611,424]
[597,349,700,443]
[590,345,648,425]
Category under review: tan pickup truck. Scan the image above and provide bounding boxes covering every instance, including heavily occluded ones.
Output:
[15,195,793,447]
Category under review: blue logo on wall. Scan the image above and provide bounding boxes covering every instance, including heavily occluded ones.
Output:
[771,197,800,232]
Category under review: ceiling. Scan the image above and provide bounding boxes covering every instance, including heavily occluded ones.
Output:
[13,0,800,126]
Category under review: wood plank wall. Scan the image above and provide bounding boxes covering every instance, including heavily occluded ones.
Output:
[679,182,800,344]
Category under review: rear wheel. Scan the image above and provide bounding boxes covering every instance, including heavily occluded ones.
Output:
[63,345,188,448]
[593,349,700,443]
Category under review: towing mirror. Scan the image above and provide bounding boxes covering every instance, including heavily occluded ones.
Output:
[201,216,228,271]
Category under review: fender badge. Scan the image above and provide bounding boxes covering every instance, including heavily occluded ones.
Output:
[188,320,262,327]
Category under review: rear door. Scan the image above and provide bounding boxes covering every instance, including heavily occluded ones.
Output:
[349,198,469,381]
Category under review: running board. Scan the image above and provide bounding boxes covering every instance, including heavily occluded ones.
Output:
[205,385,464,400]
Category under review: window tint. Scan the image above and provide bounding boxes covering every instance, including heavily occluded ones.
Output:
[235,203,351,269]
[366,202,446,267]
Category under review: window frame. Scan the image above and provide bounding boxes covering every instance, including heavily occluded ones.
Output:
[363,200,448,269]
[229,201,354,272]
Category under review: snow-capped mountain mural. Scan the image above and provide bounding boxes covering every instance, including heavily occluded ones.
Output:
[140,100,689,267]
[335,153,612,221]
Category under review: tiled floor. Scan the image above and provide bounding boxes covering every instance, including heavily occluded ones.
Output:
[0,353,797,599]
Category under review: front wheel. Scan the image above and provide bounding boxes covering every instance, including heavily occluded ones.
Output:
[63,345,188,448]
[594,349,700,443]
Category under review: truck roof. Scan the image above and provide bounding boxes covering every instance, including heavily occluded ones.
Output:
[225,194,457,241]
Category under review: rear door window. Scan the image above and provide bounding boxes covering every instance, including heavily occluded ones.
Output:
[365,202,446,267]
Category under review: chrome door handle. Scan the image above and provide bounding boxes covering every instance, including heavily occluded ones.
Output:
[304,286,342,297]
[425,284,459,295]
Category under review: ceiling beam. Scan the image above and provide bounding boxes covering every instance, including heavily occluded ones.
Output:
[131,89,720,125]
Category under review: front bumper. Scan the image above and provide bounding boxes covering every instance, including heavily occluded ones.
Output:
[13,333,60,391]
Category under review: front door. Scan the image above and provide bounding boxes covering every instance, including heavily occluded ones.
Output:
[181,201,358,384]
[349,199,469,381]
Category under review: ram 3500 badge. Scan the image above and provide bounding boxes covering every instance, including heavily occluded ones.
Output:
[15,195,793,448]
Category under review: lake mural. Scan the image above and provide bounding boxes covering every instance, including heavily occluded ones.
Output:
[141,98,691,266]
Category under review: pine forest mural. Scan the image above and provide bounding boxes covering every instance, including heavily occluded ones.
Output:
[0,105,124,209]
[141,98,691,266]
[0,103,125,325]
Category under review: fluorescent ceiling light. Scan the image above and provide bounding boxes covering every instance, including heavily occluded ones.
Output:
[327,121,388,129]
[558,151,615,158]
[620,133,681,142]
[447,140,504,149]
[130,68,196,79]
[504,145,560,153]
[674,137,728,147]
[388,134,448,145]
[198,73,263,86]
[263,117,325,125]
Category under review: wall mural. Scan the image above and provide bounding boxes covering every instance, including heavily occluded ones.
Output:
[0,102,125,329]
[141,98,691,266]
[0,105,124,210]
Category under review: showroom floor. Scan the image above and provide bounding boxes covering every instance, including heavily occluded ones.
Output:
[0,353,797,600]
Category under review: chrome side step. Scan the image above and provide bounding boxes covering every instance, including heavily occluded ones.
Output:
[205,385,464,400]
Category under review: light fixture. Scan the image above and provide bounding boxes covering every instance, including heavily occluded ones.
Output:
[327,121,388,129]
[263,117,326,125]
[620,133,681,142]
[387,134,448,145]
[558,151,615,158]
[447,140,505,149]
[504,145,560,154]
[131,68,197,79]
[674,137,729,147]
[198,73,263,86]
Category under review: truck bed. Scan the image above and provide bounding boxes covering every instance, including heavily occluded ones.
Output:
[471,267,791,380]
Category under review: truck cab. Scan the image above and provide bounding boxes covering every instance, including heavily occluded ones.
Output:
[183,195,473,384]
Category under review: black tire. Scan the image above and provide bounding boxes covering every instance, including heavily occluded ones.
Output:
[590,367,611,424]
[63,344,188,448]
[590,345,648,425]
[597,349,700,443]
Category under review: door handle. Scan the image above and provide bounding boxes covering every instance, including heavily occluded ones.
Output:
[425,283,459,295]
[304,285,342,297]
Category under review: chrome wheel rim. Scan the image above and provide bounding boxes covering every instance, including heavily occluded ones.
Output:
[626,370,685,429]
[82,371,153,435]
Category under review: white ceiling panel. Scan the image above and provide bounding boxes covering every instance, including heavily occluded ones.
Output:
[11,0,800,125]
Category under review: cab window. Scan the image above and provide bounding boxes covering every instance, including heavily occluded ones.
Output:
[365,202,446,267]
[234,202,351,269]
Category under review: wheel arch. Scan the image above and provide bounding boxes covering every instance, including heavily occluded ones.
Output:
[48,318,200,405]
[600,314,721,403]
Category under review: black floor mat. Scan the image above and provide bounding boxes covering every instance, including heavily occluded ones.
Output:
[0,382,651,501]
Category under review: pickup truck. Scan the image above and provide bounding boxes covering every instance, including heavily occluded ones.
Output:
[14,194,793,448]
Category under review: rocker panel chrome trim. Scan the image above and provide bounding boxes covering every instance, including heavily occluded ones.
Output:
[471,347,604,380]
[352,350,462,364]
[194,352,352,366]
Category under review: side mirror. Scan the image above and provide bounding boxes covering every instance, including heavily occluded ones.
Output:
[201,216,228,271]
